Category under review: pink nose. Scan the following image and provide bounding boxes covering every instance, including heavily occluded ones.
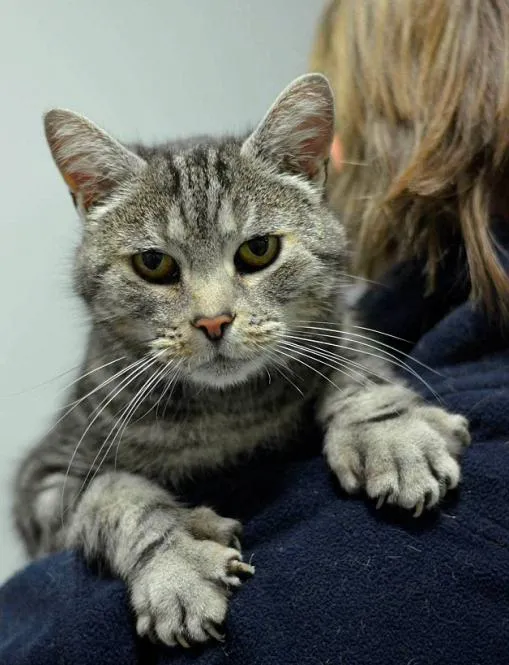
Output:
[192,313,234,341]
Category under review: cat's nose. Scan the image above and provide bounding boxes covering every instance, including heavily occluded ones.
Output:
[192,313,234,341]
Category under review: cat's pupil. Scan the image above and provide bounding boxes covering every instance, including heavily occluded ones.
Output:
[142,250,163,270]
[248,237,269,256]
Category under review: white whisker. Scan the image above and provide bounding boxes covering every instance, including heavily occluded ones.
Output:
[51,356,146,438]
[350,324,413,344]
[161,363,184,420]
[82,356,169,492]
[292,323,441,377]
[106,360,175,476]
[61,352,163,521]
[278,340,368,387]
[272,344,343,394]
[153,361,182,421]
[0,364,81,399]
[284,329,441,402]
[294,321,417,355]
[253,342,304,397]
[279,334,393,385]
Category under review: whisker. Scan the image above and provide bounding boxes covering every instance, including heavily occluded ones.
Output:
[50,356,147,438]
[154,360,182,421]
[292,324,441,377]
[273,364,304,396]
[278,340,369,387]
[340,159,370,167]
[79,355,168,495]
[161,363,184,420]
[57,356,127,398]
[279,334,396,386]
[309,331,442,398]
[253,342,304,397]
[282,330,441,402]
[105,360,175,476]
[350,324,413,345]
[285,339,376,385]
[295,320,414,346]
[122,362,172,427]
[60,352,163,522]
[0,364,81,400]
[122,357,183,431]
[272,344,344,394]
[336,272,387,287]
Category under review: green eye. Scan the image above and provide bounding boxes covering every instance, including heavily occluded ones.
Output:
[234,235,281,273]
[132,250,179,284]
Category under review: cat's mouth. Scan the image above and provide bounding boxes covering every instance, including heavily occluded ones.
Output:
[201,352,251,376]
[188,350,266,389]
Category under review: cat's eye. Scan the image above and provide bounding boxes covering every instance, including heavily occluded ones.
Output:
[234,235,280,273]
[131,250,179,284]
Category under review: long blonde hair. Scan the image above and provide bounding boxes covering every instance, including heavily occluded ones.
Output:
[311,0,509,316]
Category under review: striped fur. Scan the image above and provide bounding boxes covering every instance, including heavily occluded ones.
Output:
[15,74,469,647]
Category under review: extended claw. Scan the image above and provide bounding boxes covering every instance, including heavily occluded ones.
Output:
[413,499,425,518]
[205,622,225,643]
[376,495,387,510]
[175,634,191,649]
[438,479,447,498]
[228,560,255,577]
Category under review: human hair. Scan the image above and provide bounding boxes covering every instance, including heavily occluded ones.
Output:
[311,0,509,316]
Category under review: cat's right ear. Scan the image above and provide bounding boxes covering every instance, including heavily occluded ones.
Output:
[44,109,146,214]
[241,73,335,189]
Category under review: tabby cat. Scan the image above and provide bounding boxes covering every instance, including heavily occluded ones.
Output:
[14,74,469,647]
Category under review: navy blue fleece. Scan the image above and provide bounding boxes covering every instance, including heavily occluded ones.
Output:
[2,232,509,665]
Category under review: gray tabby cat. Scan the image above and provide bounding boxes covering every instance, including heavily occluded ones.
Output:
[14,74,469,648]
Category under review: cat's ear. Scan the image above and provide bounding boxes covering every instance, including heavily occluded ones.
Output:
[44,109,146,213]
[241,73,335,187]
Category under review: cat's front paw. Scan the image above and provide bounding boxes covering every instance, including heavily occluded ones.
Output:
[325,403,470,516]
[130,529,254,647]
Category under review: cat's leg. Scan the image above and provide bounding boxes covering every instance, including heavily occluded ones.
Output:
[317,358,470,515]
[15,459,253,646]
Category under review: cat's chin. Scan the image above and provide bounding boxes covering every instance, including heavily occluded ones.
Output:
[187,356,266,390]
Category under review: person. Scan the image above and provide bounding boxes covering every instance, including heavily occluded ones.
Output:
[311,0,509,321]
[1,2,508,664]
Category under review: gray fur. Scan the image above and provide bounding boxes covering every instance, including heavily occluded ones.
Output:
[14,74,469,647]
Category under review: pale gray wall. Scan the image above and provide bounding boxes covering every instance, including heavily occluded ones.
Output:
[0,1,325,582]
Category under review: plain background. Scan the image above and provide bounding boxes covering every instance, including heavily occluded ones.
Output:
[0,1,325,583]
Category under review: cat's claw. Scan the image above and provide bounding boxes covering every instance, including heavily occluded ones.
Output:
[228,559,255,577]
[205,622,225,643]
[413,499,425,518]
[176,635,191,649]
[324,393,469,517]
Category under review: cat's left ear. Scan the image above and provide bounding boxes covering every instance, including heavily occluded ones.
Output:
[241,73,335,188]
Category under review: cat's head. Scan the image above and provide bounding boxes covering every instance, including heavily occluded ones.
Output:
[44,74,346,389]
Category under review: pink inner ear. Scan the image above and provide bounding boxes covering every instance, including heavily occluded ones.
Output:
[50,135,105,211]
[62,169,97,210]
[295,116,333,179]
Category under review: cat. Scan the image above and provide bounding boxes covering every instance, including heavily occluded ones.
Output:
[14,74,469,648]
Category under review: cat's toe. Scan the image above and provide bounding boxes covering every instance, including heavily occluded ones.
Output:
[184,506,243,550]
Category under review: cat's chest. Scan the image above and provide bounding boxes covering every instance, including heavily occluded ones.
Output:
[117,385,313,479]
